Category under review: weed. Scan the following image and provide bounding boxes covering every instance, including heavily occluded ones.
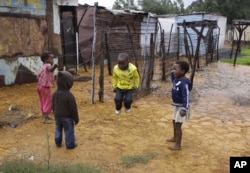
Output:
[0,159,103,173]
[121,151,158,168]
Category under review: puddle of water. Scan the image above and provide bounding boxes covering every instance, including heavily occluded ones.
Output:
[193,62,250,118]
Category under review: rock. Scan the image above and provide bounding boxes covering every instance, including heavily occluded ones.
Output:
[8,104,20,111]
[28,156,34,161]
[9,122,18,128]
[12,148,17,154]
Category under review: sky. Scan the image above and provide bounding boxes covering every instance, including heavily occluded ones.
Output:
[78,0,195,9]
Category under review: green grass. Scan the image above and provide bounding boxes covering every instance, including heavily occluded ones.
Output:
[220,47,250,65]
[121,151,158,168]
[0,159,103,173]
[240,47,250,56]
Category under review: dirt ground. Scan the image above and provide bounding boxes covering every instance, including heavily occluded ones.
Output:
[0,61,250,173]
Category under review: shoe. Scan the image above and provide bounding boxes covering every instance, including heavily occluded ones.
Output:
[125,109,131,113]
[56,143,62,148]
[115,110,121,115]
[67,143,78,149]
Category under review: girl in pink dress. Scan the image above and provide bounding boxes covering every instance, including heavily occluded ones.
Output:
[37,51,57,123]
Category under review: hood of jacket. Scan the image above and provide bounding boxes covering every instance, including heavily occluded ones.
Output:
[56,71,73,90]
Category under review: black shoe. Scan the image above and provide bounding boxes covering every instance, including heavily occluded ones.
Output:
[56,143,62,148]
[66,143,78,149]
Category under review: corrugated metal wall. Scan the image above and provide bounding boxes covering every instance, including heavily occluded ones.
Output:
[158,13,226,56]
[76,6,158,89]
[76,6,158,70]
[0,0,61,86]
[176,13,223,55]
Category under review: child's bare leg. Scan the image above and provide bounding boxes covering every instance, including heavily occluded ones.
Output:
[42,113,53,123]
[42,113,46,121]
[168,122,182,150]
[166,120,176,142]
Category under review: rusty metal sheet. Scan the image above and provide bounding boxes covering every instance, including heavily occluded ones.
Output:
[14,64,37,84]
[0,16,48,58]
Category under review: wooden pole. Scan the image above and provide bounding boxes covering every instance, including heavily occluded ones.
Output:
[177,27,180,60]
[229,26,234,59]
[76,32,79,74]
[126,24,138,68]
[183,24,191,65]
[105,33,112,75]
[161,30,166,81]
[233,24,248,66]
[167,24,173,56]
[190,24,205,86]
[141,13,150,89]
[91,2,98,104]
[98,23,105,102]
[216,27,220,61]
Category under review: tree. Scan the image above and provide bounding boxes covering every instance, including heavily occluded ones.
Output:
[112,0,138,10]
[141,0,184,15]
[186,0,250,24]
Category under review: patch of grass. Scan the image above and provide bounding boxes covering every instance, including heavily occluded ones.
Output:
[220,48,250,65]
[0,159,103,173]
[241,47,250,56]
[121,151,158,168]
[220,57,250,65]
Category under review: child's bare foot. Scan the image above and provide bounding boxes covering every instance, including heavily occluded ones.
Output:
[166,137,176,142]
[43,118,53,124]
[168,145,181,150]
[46,117,54,120]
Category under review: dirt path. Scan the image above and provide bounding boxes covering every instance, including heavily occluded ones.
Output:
[0,61,250,173]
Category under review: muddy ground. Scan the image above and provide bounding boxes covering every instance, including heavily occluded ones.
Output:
[0,61,250,173]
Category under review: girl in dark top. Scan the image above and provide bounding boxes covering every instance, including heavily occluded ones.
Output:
[167,61,192,150]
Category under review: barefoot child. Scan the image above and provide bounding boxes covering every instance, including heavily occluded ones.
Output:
[37,51,57,123]
[167,61,192,150]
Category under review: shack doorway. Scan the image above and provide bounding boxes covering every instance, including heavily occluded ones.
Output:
[60,6,79,72]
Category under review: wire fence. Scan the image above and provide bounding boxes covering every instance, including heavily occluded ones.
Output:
[0,5,228,102]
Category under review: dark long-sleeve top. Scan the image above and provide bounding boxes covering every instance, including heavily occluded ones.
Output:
[52,71,79,123]
[52,90,79,121]
[171,71,192,110]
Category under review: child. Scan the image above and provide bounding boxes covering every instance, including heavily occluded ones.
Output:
[37,51,57,123]
[167,60,192,150]
[52,71,79,149]
[112,53,140,115]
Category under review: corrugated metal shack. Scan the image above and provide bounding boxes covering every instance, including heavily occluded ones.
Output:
[0,0,65,86]
[157,13,227,56]
[76,3,158,62]
[176,13,227,55]
[0,1,158,88]
[76,6,158,87]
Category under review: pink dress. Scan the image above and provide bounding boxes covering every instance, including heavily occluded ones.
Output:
[37,63,55,114]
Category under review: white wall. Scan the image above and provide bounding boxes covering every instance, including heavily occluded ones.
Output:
[158,14,227,55]
[157,16,177,53]
[140,15,158,56]
[217,15,227,48]
[0,56,58,85]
